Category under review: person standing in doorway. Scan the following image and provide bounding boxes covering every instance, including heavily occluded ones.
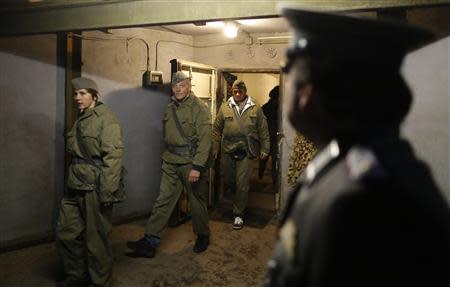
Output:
[126,71,211,258]
[263,7,450,287]
[213,79,270,230]
[260,85,280,185]
[56,77,125,287]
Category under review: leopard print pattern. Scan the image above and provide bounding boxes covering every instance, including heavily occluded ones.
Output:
[287,133,317,185]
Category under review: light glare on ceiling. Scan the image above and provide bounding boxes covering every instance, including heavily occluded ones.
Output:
[206,21,224,28]
[236,19,258,26]
[224,22,238,38]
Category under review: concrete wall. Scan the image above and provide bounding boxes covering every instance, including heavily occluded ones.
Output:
[194,32,288,70]
[233,73,280,107]
[402,36,450,203]
[0,35,65,246]
[81,28,194,219]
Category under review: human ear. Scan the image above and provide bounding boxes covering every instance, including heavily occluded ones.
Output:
[298,84,313,111]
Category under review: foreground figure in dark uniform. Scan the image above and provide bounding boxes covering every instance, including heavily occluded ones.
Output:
[264,7,450,287]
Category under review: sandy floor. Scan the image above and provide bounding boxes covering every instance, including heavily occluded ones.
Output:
[1,160,279,287]
[0,208,278,287]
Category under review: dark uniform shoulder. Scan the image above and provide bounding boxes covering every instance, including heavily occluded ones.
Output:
[345,145,387,182]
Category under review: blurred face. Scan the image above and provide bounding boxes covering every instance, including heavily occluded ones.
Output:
[172,79,191,101]
[287,58,329,146]
[232,88,247,103]
[74,88,96,111]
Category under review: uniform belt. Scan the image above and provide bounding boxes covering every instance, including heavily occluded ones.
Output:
[166,144,193,156]
[225,135,247,141]
[72,157,103,165]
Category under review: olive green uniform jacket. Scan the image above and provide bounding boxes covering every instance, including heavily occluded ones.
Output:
[162,92,211,170]
[66,102,125,203]
[212,96,270,158]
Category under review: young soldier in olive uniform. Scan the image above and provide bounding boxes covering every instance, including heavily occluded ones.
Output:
[56,77,124,287]
[212,80,270,229]
[127,71,211,258]
[263,7,450,287]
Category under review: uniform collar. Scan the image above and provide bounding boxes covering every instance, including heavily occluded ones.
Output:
[302,139,340,186]
[171,91,195,105]
[228,96,255,114]
[79,101,103,118]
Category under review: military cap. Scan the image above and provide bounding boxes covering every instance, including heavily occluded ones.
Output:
[72,77,98,91]
[171,71,190,85]
[232,79,247,91]
[280,6,435,72]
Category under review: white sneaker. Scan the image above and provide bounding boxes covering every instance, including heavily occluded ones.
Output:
[233,216,244,230]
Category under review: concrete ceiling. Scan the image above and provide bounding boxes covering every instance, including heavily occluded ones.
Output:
[151,18,291,36]
[1,0,448,36]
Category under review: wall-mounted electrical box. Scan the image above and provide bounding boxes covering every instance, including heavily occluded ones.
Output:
[142,70,163,87]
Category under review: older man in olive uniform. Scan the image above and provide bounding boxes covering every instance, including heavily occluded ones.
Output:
[263,7,450,287]
[213,80,270,230]
[56,77,124,287]
[127,71,211,258]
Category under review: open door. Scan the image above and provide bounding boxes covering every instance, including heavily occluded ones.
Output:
[168,58,218,226]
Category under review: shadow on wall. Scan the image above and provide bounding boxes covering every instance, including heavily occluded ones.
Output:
[104,84,172,220]
[0,86,55,243]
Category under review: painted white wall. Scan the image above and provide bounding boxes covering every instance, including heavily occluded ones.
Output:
[193,32,289,70]
[82,28,194,218]
[402,35,450,203]
[234,73,280,107]
[0,34,65,244]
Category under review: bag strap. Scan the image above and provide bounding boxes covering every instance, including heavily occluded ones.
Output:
[76,122,100,169]
[75,121,102,191]
[171,104,193,149]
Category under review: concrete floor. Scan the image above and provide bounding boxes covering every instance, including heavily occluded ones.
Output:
[0,159,279,287]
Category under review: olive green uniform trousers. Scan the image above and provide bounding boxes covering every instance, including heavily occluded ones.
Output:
[223,154,253,216]
[56,190,113,287]
[145,161,210,237]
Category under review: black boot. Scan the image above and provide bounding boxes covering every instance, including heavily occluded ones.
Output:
[193,234,210,253]
[126,235,158,258]
[55,278,90,287]
[126,237,147,251]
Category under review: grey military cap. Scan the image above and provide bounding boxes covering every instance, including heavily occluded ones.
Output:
[72,77,98,91]
[231,79,246,91]
[171,71,190,85]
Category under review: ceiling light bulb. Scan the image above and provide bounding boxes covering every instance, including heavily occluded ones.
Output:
[224,22,238,38]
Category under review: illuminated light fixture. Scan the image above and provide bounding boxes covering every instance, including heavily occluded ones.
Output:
[257,35,292,44]
[224,22,238,38]
[207,21,224,28]
[237,19,258,26]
